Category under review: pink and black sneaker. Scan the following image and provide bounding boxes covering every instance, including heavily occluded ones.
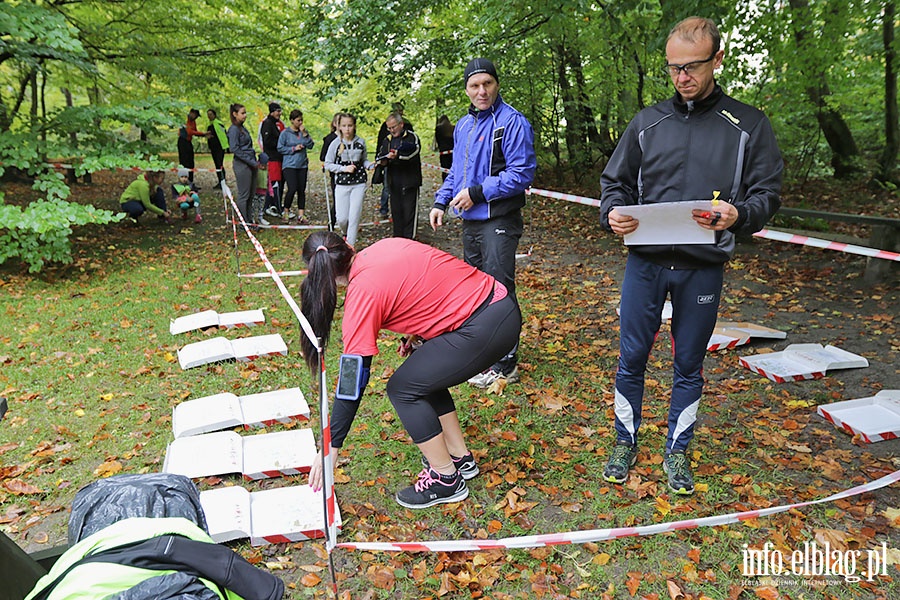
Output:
[395,466,468,509]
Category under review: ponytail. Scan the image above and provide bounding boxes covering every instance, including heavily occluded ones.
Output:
[299,231,354,372]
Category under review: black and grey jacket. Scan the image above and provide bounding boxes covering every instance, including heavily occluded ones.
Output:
[600,84,783,268]
[324,135,370,186]
[377,127,422,189]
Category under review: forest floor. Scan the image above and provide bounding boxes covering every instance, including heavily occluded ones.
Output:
[1,155,898,599]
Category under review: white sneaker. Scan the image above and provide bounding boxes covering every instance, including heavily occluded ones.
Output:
[264,207,280,218]
[467,366,519,389]
[258,216,270,226]
[285,210,297,220]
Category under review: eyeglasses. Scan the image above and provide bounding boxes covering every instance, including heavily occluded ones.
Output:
[386,122,403,132]
[664,52,716,77]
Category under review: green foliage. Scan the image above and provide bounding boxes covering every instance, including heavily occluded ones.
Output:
[0,200,122,273]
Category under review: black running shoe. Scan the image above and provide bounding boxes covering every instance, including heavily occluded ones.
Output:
[603,443,638,484]
[395,467,468,509]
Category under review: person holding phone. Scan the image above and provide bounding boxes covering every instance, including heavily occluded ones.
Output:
[300,231,521,509]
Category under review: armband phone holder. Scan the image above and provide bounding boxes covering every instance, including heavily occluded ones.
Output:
[336,354,364,401]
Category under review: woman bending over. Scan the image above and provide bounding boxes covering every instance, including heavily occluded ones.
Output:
[301,231,521,509]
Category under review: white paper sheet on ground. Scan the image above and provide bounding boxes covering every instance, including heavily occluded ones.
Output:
[250,485,342,544]
[739,343,868,382]
[172,387,310,438]
[200,485,342,545]
[169,309,265,335]
[615,201,716,245]
[714,322,787,341]
[707,321,787,351]
[200,485,252,542]
[177,334,287,369]
[162,429,316,480]
[817,390,900,443]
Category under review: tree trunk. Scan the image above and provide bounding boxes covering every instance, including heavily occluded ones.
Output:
[62,87,79,185]
[29,69,38,131]
[39,67,47,143]
[788,0,862,178]
[879,0,899,182]
[556,42,601,182]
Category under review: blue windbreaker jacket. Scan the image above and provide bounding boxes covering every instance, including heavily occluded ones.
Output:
[434,96,536,220]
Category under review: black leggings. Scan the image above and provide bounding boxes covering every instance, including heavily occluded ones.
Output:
[282,167,308,211]
[386,294,521,444]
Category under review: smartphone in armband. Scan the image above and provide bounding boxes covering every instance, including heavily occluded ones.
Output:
[335,354,364,401]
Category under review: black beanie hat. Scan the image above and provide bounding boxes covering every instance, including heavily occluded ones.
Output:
[268,102,282,114]
[463,58,498,85]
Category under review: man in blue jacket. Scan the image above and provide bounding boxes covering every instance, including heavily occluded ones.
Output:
[430,58,536,388]
[599,17,783,495]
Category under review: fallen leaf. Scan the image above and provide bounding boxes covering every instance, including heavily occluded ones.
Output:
[487,377,508,396]
[300,573,321,586]
[4,479,44,495]
[368,565,396,590]
[754,585,780,599]
[93,460,123,478]
[0,465,27,480]
[655,495,672,517]
[0,442,20,455]
[882,507,900,528]
[626,574,640,595]
[666,579,685,600]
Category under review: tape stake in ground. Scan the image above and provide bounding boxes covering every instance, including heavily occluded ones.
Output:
[239,270,308,279]
[337,468,900,553]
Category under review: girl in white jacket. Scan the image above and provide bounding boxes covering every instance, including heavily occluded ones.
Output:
[324,113,372,245]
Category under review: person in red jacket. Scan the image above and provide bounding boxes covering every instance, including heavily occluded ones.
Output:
[260,102,286,218]
[177,109,202,183]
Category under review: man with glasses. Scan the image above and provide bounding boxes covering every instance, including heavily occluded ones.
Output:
[376,113,422,238]
[599,17,783,495]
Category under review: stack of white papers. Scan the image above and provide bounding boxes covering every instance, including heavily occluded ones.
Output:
[817,390,900,443]
[200,485,342,546]
[170,309,265,335]
[707,322,787,352]
[739,343,868,383]
[615,201,716,245]
[177,334,288,369]
[162,429,316,480]
[172,388,309,438]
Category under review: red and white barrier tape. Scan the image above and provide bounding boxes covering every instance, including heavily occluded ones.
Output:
[220,183,340,552]
[338,468,900,552]
[220,183,319,358]
[257,223,329,230]
[423,162,450,174]
[753,228,900,262]
[527,187,602,208]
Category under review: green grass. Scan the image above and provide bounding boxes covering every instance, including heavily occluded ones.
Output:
[1,168,898,599]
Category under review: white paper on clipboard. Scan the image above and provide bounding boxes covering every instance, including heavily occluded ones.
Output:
[615,201,716,245]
